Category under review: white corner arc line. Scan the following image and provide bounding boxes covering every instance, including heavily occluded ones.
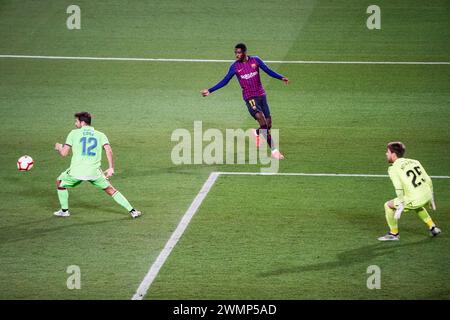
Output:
[132,170,449,299]
[131,171,220,300]
[1,54,449,65]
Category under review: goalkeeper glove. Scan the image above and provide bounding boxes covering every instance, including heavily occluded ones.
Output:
[394,203,404,220]
[431,194,436,211]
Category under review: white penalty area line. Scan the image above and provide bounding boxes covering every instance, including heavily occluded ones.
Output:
[132,170,450,300]
[131,172,220,300]
[1,54,449,65]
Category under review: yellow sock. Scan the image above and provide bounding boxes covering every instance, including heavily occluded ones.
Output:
[416,207,435,229]
[385,203,399,234]
[424,217,435,229]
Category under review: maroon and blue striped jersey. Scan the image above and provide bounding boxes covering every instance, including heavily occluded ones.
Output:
[208,56,284,100]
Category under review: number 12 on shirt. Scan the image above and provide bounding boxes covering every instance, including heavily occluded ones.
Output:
[80,137,97,156]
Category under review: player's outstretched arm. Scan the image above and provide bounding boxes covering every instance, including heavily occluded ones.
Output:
[103,144,115,178]
[201,63,235,97]
[255,56,288,84]
[54,143,71,157]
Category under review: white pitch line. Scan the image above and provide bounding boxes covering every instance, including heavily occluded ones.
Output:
[218,172,388,178]
[1,54,449,65]
[0,55,231,63]
[217,172,450,179]
[131,171,219,300]
[132,169,449,299]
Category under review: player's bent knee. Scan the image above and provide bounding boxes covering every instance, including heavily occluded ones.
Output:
[104,186,117,196]
[385,201,395,209]
[56,180,66,190]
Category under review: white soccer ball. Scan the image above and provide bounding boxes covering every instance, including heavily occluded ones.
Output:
[17,155,34,171]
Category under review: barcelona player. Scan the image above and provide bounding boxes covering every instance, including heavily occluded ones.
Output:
[201,43,289,159]
[53,112,141,218]
[378,142,441,241]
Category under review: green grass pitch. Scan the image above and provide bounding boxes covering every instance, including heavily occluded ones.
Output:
[0,0,449,299]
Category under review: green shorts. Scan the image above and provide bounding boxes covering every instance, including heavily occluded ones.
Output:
[57,169,110,189]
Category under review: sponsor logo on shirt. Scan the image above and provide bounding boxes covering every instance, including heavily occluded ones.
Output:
[240,71,258,80]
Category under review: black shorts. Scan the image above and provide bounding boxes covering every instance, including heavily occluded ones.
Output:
[245,96,271,119]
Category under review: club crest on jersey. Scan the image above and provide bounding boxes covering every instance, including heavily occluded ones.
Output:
[251,63,257,69]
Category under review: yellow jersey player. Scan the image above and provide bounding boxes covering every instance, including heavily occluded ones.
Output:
[378,141,441,241]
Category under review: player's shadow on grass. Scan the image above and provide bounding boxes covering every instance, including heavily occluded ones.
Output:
[259,238,433,277]
[3,177,128,215]
[76,198,129,215]
[2,177,57,211]
[0,217,127,246]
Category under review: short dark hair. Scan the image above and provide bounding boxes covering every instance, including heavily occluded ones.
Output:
[387,141,406,157]
[235,43,247,52]
[75,112,92,125]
